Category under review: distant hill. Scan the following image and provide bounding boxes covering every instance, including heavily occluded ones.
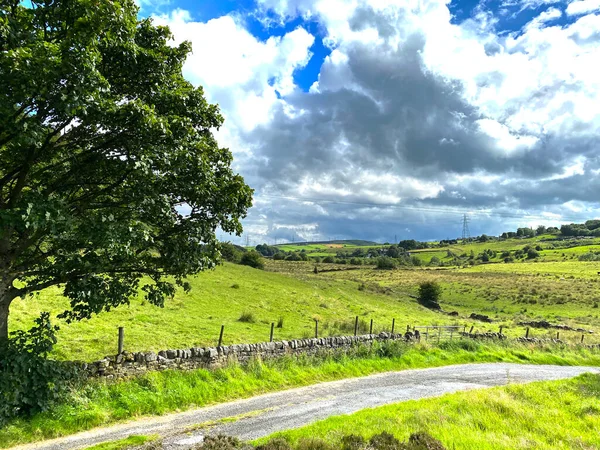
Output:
[277,239,379,247]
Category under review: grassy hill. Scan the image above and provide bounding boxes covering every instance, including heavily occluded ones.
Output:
[10,263,444,361]
[10,234,600,361]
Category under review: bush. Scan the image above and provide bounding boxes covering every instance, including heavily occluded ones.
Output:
[429,256,441,266]
[417,281,441,310]
[273,252,286,261]
[0,313,80,424]
[527,248,539,259]
[369,432,400,450]
[219,242,245,263]
[322,256,335,263]
[410,256,422,266]
[285,252,303,261]
[199,435,242,450]
[256,438,293,450]
[376,257,397,270]
[238,311,256,323]
[240,250,265,269]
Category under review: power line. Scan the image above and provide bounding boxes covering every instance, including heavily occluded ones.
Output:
[462,214,471,241]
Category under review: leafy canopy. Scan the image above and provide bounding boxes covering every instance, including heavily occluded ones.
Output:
[0,0,253,336]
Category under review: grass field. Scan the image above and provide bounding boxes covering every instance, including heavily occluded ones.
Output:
[10,263,447,361]
[260,372,600,450]
[9,253,600,361]
[304,260,600,342]
[2,340,600,448]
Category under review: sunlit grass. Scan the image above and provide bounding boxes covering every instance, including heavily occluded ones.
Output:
[261,373,600,450]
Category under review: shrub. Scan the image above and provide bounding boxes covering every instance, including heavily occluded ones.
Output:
[417,281,441,310]
[410,256,422,266]
[429,256,441,266]
[273,252,286,261]
[341,435,366,450]
[296,438,335,450]
[219,242,245,263]
[369,432,400,450]
[199,435,242,450]
[238,311,256,323]
[285,252,302,261]
[240,250,265,269]
[376,257,397,270]
[256,438,293,450]
[322,256,335,263]
[527,248,539,259]
[0,313,80,424]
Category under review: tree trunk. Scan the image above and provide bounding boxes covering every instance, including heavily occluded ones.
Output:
[0,297,9,345]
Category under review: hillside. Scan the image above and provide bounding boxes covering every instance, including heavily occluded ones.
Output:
[10,263,442,361]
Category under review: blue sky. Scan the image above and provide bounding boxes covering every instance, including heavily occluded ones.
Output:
[141,0,600,244]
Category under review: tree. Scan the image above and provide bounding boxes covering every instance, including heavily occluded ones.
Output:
[376,257,397,270]
[417,281,441,310]
[0,0,253,343]
[240,251,264,269]
[219,242,246,264]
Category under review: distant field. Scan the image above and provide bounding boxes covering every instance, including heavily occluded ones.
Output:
[10,235,600,361]
[266,259,600,343]
[261,373,600,450]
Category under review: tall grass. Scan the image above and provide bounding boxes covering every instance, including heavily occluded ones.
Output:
[1,340,599,448]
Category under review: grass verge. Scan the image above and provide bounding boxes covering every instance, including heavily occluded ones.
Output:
[258,373,600,450]
[84,435,157,450]
[1,340,600,448]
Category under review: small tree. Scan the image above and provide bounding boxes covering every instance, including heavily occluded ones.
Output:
[240,251,265,269]
[376,257,397,270]
[417,281,441,310]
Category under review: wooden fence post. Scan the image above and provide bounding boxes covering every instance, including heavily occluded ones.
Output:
[406,324,410,333]
[391,318,395,334]
[499,325,503,335]
[118,327,124,354]
[369,319,373,335]
[556,331,560,340]
[270,323,274,342]
[218,324,225,347]
[437,327,441,343]
[469,325,474,334]
[525,327,530,338]
[354,316,359,336]
[315,320,319,338]
[581,334,585,343]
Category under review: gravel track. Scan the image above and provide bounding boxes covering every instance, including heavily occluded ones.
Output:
[9,363,599,450]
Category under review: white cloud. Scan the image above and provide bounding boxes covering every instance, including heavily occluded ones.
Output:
[566,0,600,16]
[153,0,600,243]
[153,9,314,131]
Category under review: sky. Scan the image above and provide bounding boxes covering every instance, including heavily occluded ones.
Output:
[137,0,600,244]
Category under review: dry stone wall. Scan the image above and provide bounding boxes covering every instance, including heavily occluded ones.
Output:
[86,332,407,379]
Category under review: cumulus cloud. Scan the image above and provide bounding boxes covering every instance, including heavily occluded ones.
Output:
[566,0,600,16]
[155,0,600,242]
